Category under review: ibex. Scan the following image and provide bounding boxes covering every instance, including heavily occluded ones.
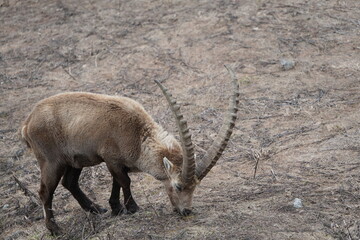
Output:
[20,66,239,235]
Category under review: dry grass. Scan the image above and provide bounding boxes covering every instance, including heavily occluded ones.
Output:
[1,0,360,239]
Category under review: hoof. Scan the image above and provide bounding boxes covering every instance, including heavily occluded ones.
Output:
[46,220,62,236]
[174,208,192,216]
[90,204,108,214]
[126,203,140,214]
[111,206,125,216]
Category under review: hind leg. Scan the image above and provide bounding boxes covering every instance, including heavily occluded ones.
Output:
[38,161,65,235]
[61,166,107,214]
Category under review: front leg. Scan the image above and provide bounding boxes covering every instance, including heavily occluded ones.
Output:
[121,167,139,214]
[109,178,125,216]
[107,165,139,215]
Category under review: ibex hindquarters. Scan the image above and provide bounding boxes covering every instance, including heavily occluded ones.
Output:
[20,66,239,235]
[22,95,147,234]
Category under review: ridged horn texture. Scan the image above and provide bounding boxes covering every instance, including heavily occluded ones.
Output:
[195,65,240,181]
[155,80,196,185]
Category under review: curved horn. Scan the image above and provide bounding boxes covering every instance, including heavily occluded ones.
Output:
[196,65,239,181]
[155,80,195,185]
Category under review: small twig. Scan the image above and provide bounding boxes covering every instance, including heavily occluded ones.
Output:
[347,227,353,240]
[82,213,95,240]
[82,221,86,240]
[270,168,277,181]
[95,54,98,68]
[194,143,207,154]
[62,66,77,81]
[12,174,41,206]
[325,13,360,26]
[88,215,95,232]
[344,220,353,240]
[253,157,260,179]
[252,150,261,179]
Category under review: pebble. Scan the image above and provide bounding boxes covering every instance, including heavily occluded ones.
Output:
[280,59,295,70]
[293,198,303,208]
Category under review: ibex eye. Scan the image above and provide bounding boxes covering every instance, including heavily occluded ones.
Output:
[174,184,182,191]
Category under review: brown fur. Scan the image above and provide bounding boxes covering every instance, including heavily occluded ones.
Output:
[22,93,169,171]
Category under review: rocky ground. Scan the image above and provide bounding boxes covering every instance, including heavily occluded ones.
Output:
[1,0,360,239]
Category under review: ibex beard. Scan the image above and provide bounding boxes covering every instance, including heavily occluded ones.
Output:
[20,66,239,235]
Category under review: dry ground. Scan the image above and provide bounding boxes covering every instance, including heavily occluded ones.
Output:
[1,0,360,239]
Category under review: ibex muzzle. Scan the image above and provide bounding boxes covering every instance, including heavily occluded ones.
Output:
[20,66,239,235]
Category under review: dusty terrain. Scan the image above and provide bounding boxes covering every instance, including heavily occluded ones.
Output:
[1,0,360,239]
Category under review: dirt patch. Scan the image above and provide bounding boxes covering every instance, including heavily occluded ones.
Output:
[1,0,360,239]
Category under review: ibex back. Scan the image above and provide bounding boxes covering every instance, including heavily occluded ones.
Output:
[20,66,239,235]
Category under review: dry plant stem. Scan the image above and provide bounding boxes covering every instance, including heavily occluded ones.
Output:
[194,143,207,154]
[253,157,260,179]
[347,227,353,240]
[252,150,261,179]
[62,66,77,81]
[270,168,277,181]
[82,213,95,240]
[88,213,95,232]
[344,220,354,240]
[12,174,41,206]
[82,223,86,240]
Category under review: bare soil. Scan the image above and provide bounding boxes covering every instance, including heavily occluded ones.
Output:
[1,0,360,239]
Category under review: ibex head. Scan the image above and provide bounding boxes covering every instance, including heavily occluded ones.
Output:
[155,65,239,216]
[162,156,197,215]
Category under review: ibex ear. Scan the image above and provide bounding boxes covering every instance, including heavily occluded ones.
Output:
[163,157,174,172]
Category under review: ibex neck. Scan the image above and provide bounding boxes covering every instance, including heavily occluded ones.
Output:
[137,125,181,181]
